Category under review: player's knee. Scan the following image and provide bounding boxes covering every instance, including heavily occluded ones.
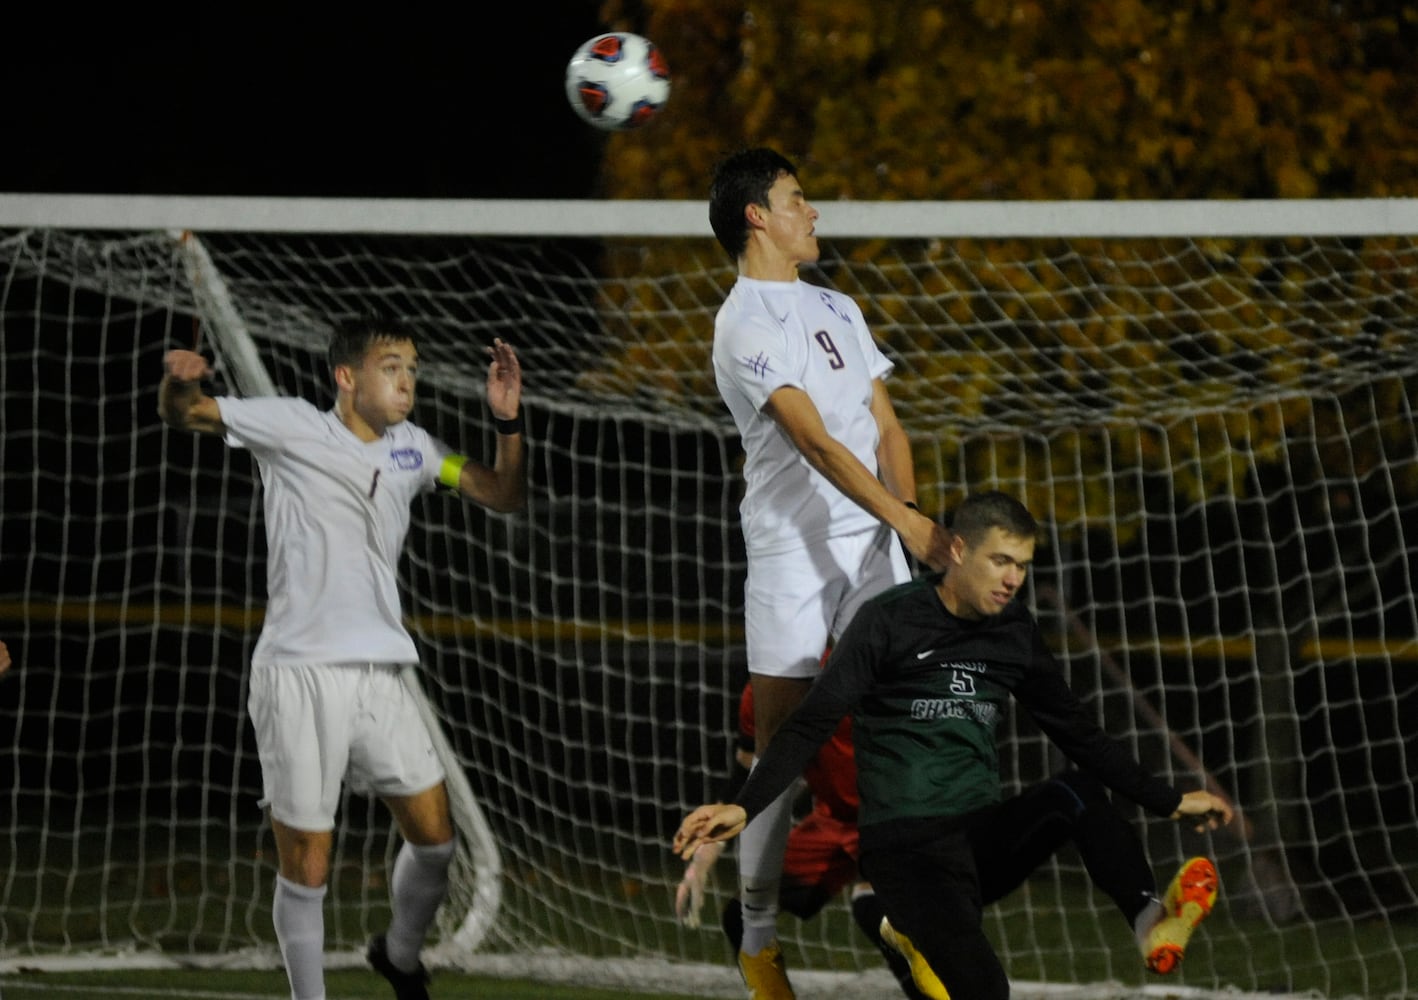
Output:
[279,851,331,889]
[401,835,456,874]
[386,783,454,845]
[1050,770,1108,816]
[272,822,333,887]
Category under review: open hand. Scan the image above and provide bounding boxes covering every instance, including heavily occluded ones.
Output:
[486,339,522,418]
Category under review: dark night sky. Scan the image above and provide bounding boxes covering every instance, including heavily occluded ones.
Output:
[2,9,616,199]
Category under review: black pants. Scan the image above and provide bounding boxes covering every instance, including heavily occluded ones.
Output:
[859,771,1157,1000]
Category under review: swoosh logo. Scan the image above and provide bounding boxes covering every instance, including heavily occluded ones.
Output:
[915,649,939,660]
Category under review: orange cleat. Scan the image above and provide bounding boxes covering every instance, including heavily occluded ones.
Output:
[1144,856,1220,974]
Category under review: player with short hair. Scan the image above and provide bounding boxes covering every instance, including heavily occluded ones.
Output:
[159,318,525,1000]
[708,146,951,999]
[675,491,1235,1000]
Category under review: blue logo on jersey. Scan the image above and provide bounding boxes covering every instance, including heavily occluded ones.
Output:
[390,448,423,471]
[741,351,773,379]
[819,291,852,324]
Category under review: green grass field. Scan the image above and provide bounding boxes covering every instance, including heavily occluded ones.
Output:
[0,969,703,1000]
[4,828,1415,999]
[4,899,1415,1000]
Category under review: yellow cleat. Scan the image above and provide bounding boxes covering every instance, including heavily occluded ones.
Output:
[879,917,950,1000]
[1144,856,1220,974]
[737,940,796,1000]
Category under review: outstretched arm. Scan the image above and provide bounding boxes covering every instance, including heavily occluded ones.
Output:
[451,339,526,513]
[158,351,225,435]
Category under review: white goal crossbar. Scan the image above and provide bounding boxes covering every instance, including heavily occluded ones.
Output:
[3,193,1418,237]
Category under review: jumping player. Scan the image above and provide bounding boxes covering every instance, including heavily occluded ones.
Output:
[709,146,951,1000]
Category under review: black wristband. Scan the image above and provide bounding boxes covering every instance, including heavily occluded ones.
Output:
[494,411,524,435]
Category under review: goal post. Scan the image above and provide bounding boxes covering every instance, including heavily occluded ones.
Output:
[1,195,1415,1000]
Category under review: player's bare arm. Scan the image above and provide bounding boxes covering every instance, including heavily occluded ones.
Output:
[452,338,527,513]
[766,385,946,568]
[869,379,951,570]
[158,350,225,435]
[673,803,749,860]
[1170,790,1235,832]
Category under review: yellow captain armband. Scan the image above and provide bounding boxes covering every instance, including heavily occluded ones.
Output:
[438,454,469,490]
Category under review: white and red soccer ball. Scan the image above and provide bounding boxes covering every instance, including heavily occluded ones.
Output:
[564,32,670,131]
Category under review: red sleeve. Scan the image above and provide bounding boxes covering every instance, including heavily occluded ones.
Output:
[801,715,858,820]
[737,681,756,752]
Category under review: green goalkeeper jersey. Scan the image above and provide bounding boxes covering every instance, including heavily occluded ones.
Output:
[735,574,1181,831]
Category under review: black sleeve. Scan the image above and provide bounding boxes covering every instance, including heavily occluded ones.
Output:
[1016,629,1182,818]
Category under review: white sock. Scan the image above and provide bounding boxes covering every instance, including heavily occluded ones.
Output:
[736,779,794,956]
[1134,894,1166,948]
[384,837,456,971]
[273,874,327,1000]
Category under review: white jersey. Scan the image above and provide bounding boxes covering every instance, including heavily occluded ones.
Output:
[713,276,894,555]
[216,395,448,666]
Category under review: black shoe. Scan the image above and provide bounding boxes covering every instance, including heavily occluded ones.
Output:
[367,933,431,1000]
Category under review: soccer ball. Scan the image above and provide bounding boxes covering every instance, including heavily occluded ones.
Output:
[564,32,670,131]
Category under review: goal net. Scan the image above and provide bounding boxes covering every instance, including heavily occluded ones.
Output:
[2,196,1415,1000]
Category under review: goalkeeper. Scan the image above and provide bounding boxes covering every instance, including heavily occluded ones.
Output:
[679,674,1229,998]
[675,491,1235,1000]
[159,318,526,1000]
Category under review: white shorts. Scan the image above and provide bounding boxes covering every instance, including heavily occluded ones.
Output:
[248,661,446,831]
[744,524,909,679]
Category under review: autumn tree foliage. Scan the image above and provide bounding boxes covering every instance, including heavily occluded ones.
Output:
[578,2,1418,535]
[595,1,1418,201]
